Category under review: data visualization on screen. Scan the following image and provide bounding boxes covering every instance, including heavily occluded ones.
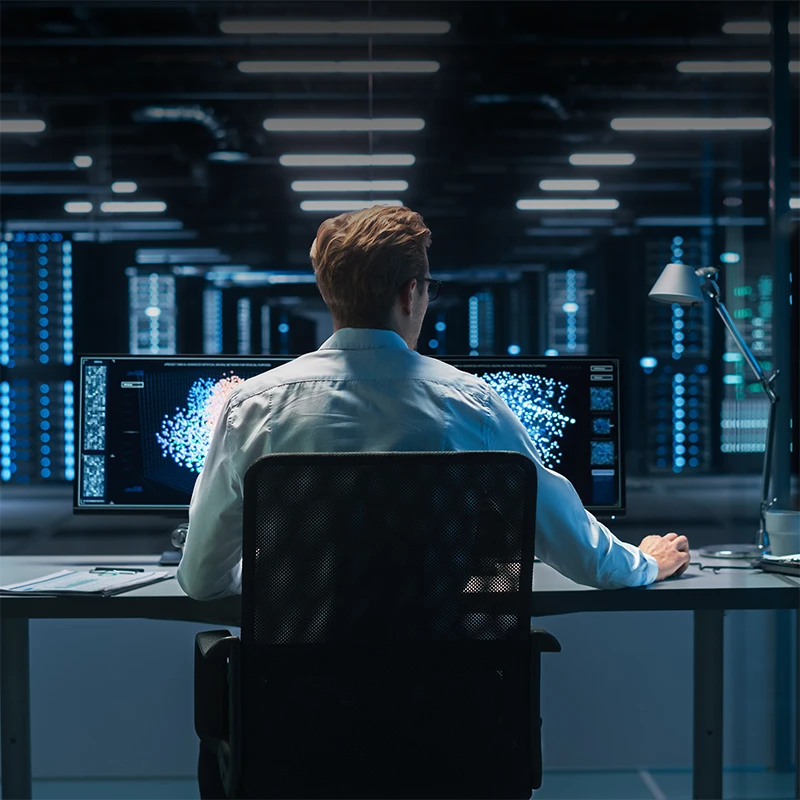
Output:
[77,354,624,515]
[441,357,625,514]
[75,356,292,511]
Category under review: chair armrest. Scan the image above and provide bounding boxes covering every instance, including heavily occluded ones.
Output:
[197,629,235,661]
[531,626,562,653]
[194,630,235,740]
[194,630,242,798]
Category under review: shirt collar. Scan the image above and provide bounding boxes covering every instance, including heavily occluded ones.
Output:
[318,328,410,351]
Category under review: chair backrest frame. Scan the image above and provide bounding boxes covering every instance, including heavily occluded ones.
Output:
[239,450,538,799]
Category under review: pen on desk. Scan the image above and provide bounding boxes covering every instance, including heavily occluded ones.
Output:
[90,567,146,573]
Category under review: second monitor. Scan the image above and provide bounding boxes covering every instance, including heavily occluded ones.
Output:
[76,354,624,515]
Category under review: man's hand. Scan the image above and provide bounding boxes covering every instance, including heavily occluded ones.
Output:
[639,532,691,581]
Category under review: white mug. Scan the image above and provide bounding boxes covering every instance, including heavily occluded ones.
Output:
[765,509,800,556]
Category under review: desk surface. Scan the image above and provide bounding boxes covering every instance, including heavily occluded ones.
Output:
[1,553,797,622]
[535,560,798,614]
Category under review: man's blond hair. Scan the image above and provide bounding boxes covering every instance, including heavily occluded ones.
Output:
[310,205,432,327]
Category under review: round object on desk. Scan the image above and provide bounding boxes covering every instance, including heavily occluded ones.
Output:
[171,522,189,549]
[697,543,761,560]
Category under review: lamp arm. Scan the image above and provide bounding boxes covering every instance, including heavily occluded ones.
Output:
[702,277,778,403]
[700,274,779,550]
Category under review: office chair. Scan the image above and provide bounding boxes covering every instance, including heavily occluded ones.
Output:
[194,451,561,799]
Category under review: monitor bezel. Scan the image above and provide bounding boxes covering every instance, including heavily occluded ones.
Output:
[73,354,296,514]
[438,355,626,518]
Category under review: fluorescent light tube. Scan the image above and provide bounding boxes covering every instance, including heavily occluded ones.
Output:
[265,118,425,132]
[611,117,771,131]
[790,199,800,209]
[722,21,772,34]
[677,61,771,73]
[636,216,714,226]
[300,199,403,212]
[291,180,408,192]
[207,150,251,162]
[73,155,93,168]
[280,154,416,167]
[220,19,451,35]
[100,201,167,213]
[678,61,797,73]
[0,119,46,134]
[722,20,799,34]
[569,153,636,166]
[239,60,439,74]
[539,179,600,191]
[516,199,619,211]
[64,201,93,213]
[111,181,138,194]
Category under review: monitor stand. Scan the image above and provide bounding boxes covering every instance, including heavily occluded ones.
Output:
[159,521,188,566]
[159,549,182,566]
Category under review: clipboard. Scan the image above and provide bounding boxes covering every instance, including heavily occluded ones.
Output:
[0,568,173,597]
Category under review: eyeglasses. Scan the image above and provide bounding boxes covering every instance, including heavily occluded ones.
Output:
[418,276,442,302]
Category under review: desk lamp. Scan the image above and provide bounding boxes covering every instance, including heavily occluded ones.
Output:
[649,263,779,558]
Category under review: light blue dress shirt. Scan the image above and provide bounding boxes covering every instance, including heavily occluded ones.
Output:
[177,328,658,600]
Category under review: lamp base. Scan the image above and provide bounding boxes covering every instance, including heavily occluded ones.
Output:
[697,543,763,560]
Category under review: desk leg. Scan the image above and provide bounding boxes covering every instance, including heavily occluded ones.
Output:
[1,617,32,800]
[795,608,799,800]
[693,609,724,800]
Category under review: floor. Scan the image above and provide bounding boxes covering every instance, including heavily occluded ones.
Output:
[23,769,798,800]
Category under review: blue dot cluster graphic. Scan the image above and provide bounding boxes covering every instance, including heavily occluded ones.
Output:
[155,373,243,473]
[480,371,575,468]
[592,417,612,435]
[591,440,616,466]
[590,387,614,411]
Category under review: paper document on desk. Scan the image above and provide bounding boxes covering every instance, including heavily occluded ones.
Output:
[0,569,172,596]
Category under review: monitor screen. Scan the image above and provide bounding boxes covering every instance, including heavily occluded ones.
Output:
[75,356,293,511]
[76,354,624,515]
[440,357,625,515]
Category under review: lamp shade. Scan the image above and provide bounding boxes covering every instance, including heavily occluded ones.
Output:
[648,262,705,305]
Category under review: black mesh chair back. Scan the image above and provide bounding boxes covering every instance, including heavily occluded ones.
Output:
[239,451,538,799]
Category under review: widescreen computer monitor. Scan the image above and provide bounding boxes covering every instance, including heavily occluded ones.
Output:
[75,354,624,515]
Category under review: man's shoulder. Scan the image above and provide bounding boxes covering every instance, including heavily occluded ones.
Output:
[227,353,319,407]
[415,354,488,389]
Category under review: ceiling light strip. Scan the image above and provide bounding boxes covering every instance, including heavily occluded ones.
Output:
[265,118,425,132]
[722,21,799,34]
[280,154,416,167]
[569,153,636,166]
[220,20,451,35]
[610,117,771,131]
[300,199,404,212]
[239,61,439,74]
[516,199,619,211]
[0,119,47,134]
[539,180,600,191]
[100,201,167,213]
[291,180,408,192]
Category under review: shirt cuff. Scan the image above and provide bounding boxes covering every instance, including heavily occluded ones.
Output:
[643,552,659,585]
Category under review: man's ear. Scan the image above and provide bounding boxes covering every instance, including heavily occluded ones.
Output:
[397,278,417,317]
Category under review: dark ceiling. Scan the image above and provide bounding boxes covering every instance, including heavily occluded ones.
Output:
[1,0,798,273]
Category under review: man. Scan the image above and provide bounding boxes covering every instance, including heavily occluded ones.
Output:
[177,205,690,602]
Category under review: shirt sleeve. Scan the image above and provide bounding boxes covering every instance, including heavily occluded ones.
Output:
[176,395,244,601]
[483,385,658,590]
